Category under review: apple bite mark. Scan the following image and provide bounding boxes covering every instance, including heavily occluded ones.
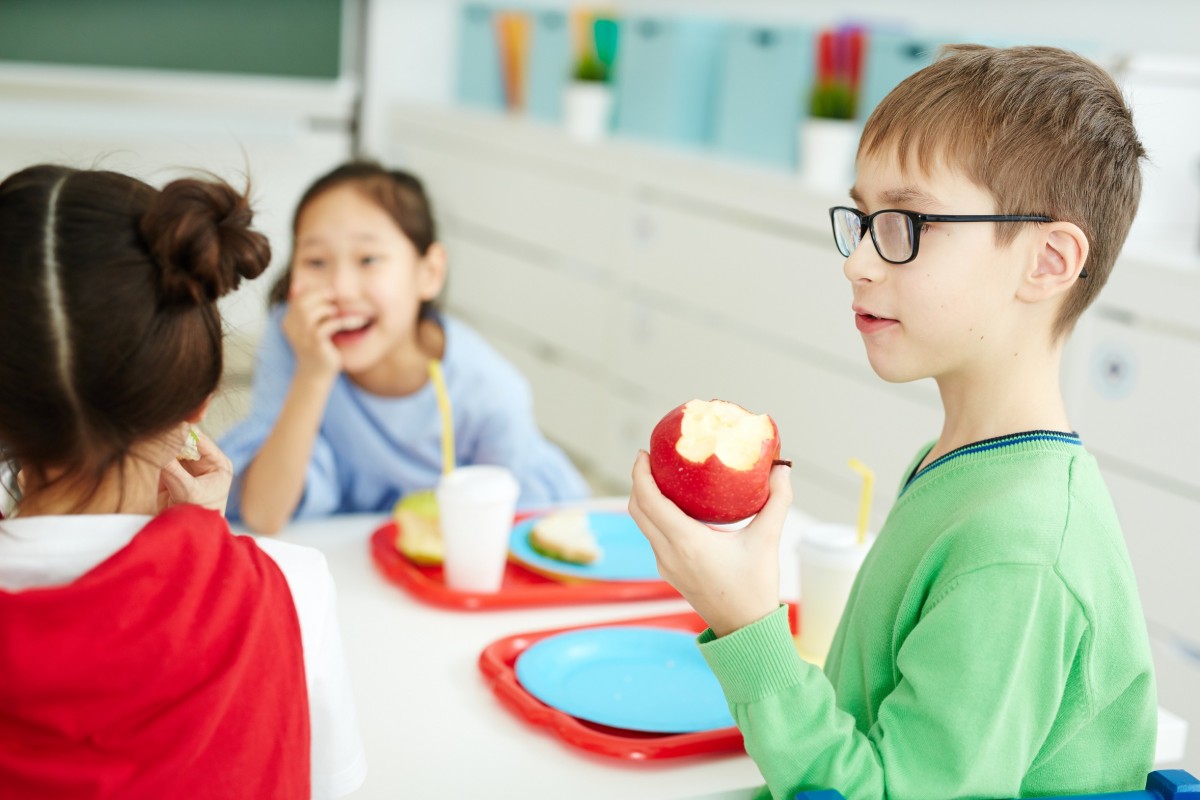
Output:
[649,399,782,525]
[676,399,776,470]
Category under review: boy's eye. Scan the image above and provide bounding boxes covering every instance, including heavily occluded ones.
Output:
[301,258,326,269]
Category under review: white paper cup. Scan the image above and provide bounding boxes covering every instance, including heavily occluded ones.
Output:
[796,522,874,666]
[435,465,520,593]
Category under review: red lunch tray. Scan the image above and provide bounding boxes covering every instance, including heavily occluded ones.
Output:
[369,517,681,611]
[477,607,799,761]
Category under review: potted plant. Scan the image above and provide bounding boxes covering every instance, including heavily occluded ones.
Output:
[800,28,863,191]
[562,17,617,143]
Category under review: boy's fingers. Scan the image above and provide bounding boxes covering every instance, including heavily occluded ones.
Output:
[630,450,679,518]
[745,462,793,540]
[766,461,793,511]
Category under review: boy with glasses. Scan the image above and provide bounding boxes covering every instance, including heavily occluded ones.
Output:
[630,45,1155,799]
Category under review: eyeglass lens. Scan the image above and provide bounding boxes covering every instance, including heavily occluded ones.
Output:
[832,209,914,263]
[873,212,913,262]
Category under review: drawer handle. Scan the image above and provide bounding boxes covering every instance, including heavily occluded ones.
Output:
[753,29,777,48]
[638,19,662,38]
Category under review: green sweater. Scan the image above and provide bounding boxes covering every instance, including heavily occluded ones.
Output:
[699,433,1156,800]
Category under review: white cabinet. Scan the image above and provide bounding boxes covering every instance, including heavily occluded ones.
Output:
[624,197,866,368]
[1068,315,1200,493]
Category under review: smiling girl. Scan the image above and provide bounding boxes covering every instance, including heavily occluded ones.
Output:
[223,162,588,534]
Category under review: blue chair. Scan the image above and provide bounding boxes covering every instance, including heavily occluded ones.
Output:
[794,769,1200,800]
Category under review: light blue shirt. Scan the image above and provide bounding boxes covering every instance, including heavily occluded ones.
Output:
[222,307,590,521]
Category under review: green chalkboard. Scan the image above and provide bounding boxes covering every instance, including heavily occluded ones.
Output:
[0,0,343,80]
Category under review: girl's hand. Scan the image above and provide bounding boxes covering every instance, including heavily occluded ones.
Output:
[158,428,234,515]
[628,450,793,638]
[282,284,342,378]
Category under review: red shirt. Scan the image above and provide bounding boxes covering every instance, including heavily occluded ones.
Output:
[0,505,310,798]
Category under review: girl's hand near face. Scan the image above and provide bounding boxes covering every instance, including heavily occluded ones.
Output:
[628,450,793,638]
[158,428,234,515]
[282,284,342,380]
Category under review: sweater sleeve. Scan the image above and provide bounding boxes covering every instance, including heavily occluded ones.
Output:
[701,565,1087,800]
[464,367,589,508]
[221,307,342,522]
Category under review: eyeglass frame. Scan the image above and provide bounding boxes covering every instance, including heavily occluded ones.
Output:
[828,206,1085,277]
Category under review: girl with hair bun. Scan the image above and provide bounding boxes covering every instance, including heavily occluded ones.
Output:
[0,165,366,799]
[222,161,589,534]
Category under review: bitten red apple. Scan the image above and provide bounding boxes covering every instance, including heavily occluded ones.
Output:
[649,399,782,524]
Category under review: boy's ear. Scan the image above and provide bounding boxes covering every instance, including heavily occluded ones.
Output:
[1018,222,1089,303]
[417,242,448,301]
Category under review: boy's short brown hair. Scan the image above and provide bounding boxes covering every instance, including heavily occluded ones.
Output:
[859,45,1145,339]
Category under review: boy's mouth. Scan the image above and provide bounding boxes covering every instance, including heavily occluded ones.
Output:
[853,307,898,334]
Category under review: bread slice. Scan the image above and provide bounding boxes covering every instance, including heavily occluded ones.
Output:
[394,490,442,565]
[528,510,602,565]
[177,427,201,461]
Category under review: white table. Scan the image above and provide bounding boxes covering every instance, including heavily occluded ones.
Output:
[270,510,1187,799]
[271,512,768,800]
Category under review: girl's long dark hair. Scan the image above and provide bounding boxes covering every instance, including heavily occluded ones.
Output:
[0,165,271,507]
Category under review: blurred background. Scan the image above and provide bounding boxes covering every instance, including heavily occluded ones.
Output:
[2,0,1198,767]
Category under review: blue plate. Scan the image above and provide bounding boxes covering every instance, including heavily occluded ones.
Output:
[509,511,660,582]
[514,626,734,733]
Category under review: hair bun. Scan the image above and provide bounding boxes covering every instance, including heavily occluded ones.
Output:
[140,177,271,305]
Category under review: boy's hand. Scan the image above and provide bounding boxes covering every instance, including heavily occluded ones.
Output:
[283,284,342,379]
[628,450,792,638]
[158,428,234,516]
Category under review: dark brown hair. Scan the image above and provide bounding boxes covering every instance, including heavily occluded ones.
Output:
[0,165,270,506]
[859,45,1145,339]
[269,160,442,326]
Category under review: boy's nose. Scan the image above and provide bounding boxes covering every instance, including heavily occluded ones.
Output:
[843,237,886,284]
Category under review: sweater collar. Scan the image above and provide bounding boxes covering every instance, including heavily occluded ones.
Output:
[903,430,1082,494]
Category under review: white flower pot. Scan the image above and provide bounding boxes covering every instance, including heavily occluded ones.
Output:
[562,81,613,144]
[799,118,860,193]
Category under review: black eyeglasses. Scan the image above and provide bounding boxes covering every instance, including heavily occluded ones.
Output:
[828,206,1082,276]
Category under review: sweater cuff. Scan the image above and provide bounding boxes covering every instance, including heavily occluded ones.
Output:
[697,605,809,703]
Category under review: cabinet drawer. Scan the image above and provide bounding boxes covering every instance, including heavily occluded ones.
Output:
[625,200,862,366]
[397,142,621,268]
[1105,469,1200,644]
[1068,316,1200,492]
[444,235,612,366]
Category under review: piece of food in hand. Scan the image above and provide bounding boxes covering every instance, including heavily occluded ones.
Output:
[393,489,442,565]
[527,510,602,565]
[177,427,201,461]
[649,399,782,524]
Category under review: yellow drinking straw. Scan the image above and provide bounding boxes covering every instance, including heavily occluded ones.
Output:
[848,458,874,545]
[427,360,455,476]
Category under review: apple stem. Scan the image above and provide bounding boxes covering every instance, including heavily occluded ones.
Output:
[772,459,793,468]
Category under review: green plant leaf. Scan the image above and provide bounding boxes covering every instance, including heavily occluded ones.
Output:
[809,80,856,120]
[573,52,608,83]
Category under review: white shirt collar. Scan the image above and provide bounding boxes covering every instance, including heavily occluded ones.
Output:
[0,514,153,591]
